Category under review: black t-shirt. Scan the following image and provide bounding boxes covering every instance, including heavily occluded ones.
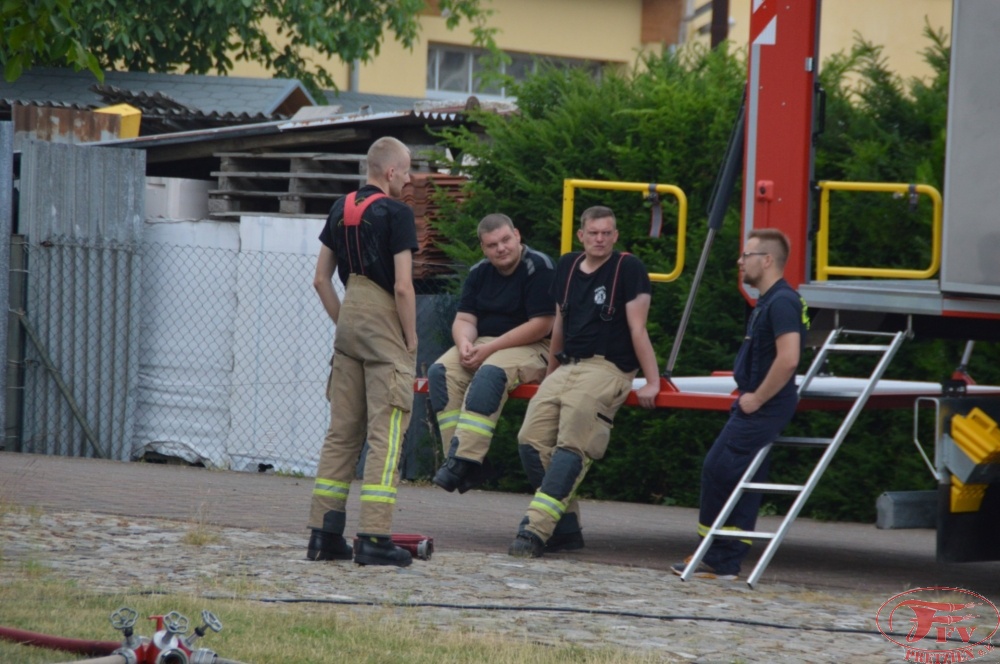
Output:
[318,184,418,294]
[553,251,652,373]
[458,245,556,338]
[733,278,808,403]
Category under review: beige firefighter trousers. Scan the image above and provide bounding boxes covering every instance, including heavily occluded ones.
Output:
[517,356,635,541]
[309,275,415,536]
[433,338,549,462]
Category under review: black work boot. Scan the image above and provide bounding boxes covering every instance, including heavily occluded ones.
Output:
[307,511,352,561]
[306,529,353,561]
[432,458,482,494]
[507,531,544,558]
[545,530,584,553]
[354,535,413,567]
[546,512,584,553]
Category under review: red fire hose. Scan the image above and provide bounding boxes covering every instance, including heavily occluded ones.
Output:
[0,624,119,656]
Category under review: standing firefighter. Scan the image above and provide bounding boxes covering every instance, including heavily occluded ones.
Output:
[428,213,555,494]
[673,228,808,580]
[508,205,661,557]
[306,136,418,567]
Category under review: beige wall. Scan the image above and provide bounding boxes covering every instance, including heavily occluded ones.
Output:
[229,1,954,97]
[230,0,658,97]
[358,0,655,97]
[232,0,664,97]
[686,0,953,83]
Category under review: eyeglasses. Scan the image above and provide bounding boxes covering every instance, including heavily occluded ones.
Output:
[739,251,769,260]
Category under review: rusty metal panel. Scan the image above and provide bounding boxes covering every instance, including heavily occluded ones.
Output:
[12,103,123,147]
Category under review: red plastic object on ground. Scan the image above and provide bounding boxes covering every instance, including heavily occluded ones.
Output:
[391,534,434,560]
[352,534,433,560]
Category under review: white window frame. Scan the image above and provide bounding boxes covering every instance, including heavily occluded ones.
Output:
[426,44,604,101]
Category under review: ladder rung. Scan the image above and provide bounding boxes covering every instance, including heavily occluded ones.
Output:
[709,529,776,541]
[799,390,863,399]
[740,482,805,494]
[825,344,892,353]
[840,329,900,338]
[774,436,833,447]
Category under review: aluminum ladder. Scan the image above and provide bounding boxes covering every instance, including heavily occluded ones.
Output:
[679,328,907,588]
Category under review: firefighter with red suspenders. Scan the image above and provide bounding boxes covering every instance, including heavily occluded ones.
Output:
[306,136,419,567]
[508,205,661,557]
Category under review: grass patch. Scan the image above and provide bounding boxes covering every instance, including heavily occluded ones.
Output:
[181,502,222,547]
[0,578,671,663]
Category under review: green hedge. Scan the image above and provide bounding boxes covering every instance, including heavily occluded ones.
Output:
[431,31,1000,522]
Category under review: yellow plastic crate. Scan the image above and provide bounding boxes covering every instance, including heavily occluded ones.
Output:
[94,103,142,139]
[950,407,1000,465]
[950,475,988,513]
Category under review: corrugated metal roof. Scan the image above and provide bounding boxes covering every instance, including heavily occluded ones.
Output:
[92,84,274,123]
[277,108,461,131]
[318,89,426,115]
[1,68,314,118]
[92,107,469,152]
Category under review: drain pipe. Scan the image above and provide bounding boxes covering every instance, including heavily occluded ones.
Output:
[350,59,361,92]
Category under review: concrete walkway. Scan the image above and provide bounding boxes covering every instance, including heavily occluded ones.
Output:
[2,452,998,597]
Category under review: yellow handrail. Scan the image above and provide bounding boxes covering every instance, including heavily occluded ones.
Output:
[815,180,942,281]
[561,179,688,282]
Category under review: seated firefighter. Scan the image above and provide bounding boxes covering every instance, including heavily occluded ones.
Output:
[428,213,555,493]
[508,205,661,558]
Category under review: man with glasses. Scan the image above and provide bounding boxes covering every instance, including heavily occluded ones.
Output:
[673,228,808,580]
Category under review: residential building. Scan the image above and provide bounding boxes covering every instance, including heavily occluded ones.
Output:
[230,0,683,100]
[229,0,952,100]
[687,1,953,84]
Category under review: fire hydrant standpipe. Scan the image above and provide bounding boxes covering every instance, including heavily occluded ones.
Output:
[1,606,250,664]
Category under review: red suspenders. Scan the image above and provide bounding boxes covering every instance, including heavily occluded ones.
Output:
[341,191,386,275]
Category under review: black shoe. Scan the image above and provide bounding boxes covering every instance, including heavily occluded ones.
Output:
[432,458,482,494]
[353,536,413,567]
[545,530,584,553]
[507,531,544,558]
[306,529,353,561]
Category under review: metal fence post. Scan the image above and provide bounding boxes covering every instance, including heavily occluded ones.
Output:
[0,123,13,447]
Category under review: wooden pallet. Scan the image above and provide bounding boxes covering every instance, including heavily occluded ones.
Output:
[209,152,366,218]
[208,151,465,279]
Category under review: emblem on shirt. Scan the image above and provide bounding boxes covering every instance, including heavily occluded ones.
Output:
[593,286,607,305]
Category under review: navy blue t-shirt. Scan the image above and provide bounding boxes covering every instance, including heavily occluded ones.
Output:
[733,278,808,402]
[458,245,555,338]
[318,184,418,295]
[553,251,652,373]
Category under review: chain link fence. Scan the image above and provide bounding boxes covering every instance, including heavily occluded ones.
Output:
[7,234,460,479]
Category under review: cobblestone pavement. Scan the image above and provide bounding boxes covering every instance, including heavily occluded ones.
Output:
[2,454,1000,663]
[2,510,903,663]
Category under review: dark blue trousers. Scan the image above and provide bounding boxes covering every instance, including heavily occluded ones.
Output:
[698,397,797,575]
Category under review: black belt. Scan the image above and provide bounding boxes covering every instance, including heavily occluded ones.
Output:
[556,352,601,365]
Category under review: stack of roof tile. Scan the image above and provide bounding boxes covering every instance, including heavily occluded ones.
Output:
[401,173,469,279]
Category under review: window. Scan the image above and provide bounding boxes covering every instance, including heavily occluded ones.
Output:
[426,44,604,100]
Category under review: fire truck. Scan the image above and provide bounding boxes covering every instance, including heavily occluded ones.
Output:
[658,0,1000,587]
[413,0,1000,587]
[545,0,1000,587]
